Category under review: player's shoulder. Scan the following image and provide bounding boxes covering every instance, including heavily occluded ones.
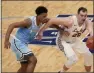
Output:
[85,18,92,24]
[23,16,33,27]
[24,18,32,24]
[26,16,36,22]
[68,15,74,24]
[24,16,36,24]
[28,16,35,19]
[69,15,77,21]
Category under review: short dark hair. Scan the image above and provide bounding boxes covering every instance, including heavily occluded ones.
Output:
[35,6,48,15]
[78,7,87,14]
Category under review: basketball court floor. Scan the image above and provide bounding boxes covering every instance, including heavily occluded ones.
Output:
[2,1,93,72]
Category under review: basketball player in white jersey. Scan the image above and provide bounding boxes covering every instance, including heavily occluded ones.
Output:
[4,6,48,73]
[36,7,93,72]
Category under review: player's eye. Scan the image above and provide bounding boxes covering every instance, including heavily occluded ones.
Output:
[81,15,83,17]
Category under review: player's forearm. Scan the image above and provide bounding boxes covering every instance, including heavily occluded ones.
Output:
[38,22,52,35]
[5,24,15,41]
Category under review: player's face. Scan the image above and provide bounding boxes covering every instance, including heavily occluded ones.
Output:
[78,11,87,24]
[38,13,47,22]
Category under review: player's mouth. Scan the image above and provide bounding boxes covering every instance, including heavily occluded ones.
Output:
[82,19,85,21]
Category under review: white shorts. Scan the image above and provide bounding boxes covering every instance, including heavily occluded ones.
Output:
[56,33,90,58]
[60,41,90,58]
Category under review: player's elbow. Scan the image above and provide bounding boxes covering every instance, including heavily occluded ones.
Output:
[9,24,15,29]
[9,22,18,28]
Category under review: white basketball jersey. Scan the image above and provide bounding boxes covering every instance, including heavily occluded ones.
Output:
[61,15,86,43]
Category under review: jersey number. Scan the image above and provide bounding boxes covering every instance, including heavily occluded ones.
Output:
[72,28,82,37]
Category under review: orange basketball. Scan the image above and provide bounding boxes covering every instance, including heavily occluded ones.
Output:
[86,36,94,50]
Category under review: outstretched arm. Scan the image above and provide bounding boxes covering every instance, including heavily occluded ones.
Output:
[38,20,53,36]
[4,18,31,49]
[36,20,53,40]
[36,18,73,40]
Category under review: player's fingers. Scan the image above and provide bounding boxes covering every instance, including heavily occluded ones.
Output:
[36,35,39,39]
[38,36,42,40]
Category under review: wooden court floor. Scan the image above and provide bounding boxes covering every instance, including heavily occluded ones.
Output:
[2,1,93,72]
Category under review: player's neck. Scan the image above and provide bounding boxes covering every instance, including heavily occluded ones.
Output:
[36,16,41,26]
[76,15,83,27]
